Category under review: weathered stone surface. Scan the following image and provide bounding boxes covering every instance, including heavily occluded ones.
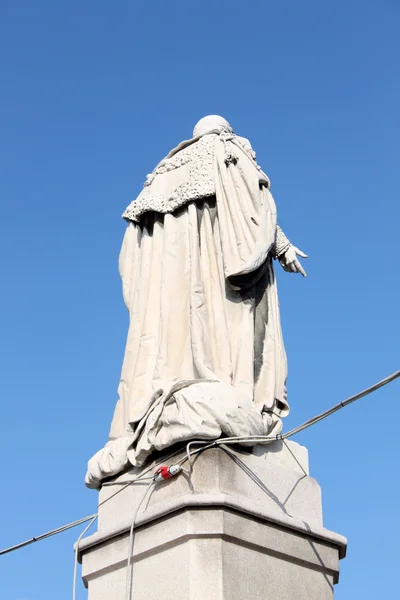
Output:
[79,442,346,599]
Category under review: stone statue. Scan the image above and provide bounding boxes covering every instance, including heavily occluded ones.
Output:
[86,115,307,489]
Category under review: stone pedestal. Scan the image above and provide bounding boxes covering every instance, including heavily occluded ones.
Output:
[79,441,346,599]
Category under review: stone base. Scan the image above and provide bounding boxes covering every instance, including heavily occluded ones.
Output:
[79,441,346,599]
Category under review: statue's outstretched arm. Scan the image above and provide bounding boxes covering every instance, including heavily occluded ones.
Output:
[272,225,308,277]
[234,134,307,277]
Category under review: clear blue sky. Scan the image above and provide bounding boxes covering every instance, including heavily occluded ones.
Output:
[0,1,399,598]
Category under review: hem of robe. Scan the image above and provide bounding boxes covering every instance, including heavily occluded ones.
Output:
[85,380,284,490]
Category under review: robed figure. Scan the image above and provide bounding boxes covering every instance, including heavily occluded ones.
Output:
[86,116,307,489]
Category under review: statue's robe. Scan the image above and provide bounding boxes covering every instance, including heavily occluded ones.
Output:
[86,133,289,489]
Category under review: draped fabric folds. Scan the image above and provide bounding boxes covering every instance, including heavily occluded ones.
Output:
[86,135,288,489]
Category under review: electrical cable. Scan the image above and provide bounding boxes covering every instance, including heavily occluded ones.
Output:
[283,439,308,476]
[182,369,400,452]
[0,514,98,557]
[124,480,155,600]
[282,369,400,439]
[99,444,194,491]
[72,515,98,600]
[182,440,218,473]
[1,370,399,560]
[0,446,195,559]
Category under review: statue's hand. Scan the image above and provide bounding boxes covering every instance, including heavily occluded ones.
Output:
[279,245,308,277]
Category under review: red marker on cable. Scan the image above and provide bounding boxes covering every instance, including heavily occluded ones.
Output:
[153,464,183,482]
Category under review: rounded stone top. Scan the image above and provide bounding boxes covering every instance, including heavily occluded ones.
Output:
[193,115,233,138]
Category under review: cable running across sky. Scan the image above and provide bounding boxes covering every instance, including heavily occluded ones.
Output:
[1,369,399,559]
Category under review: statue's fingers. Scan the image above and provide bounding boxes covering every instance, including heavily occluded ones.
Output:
[293,246,308,259]
[281,262,292,272]
[294,260,307,277]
